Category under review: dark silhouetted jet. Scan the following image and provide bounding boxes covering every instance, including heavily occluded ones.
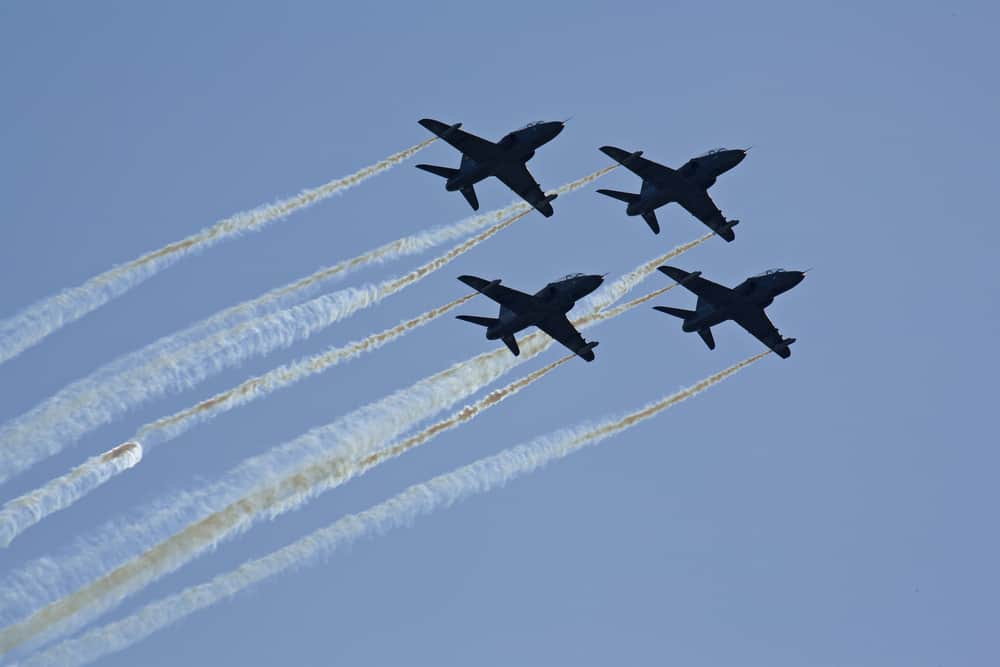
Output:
[597,146,747,241]
[416,118,565,217]
[456,273,604,361]
[654,266,805,358]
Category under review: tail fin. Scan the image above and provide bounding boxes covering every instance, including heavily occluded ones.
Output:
[456,315,498,328]
[415,163,459,179]
[652,306,695,320]
[460,185,479,211]
[697,328,716,350]
[596,189,640,204]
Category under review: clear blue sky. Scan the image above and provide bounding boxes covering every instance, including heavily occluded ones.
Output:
[1,1,997,665]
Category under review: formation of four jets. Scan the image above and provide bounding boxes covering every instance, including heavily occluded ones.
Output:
[416,117,805,362]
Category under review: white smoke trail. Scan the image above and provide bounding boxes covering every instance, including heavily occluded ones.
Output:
[137,293,477,450]
[0,167,616,486]
[0,443,141,549]
[0,210,530,487]
[13,352,768,667]
[114,164,618,361]
[0,139,436,367]
[0,235,708,652]
[0,294,476,550]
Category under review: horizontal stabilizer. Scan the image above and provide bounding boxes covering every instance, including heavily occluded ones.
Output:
[698,328,716,350]
[577,340,599,362]
[418,119,463,138]
[456,315,498,328]
[415,163,459,179]
[502,335,520,356]
[652,306,695,320]
[458,275,501,293]
[461,185,479,211]
[600,146,643,166]
[595,189,640,204]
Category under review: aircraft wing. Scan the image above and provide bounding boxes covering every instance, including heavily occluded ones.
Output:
[674,189,734,240]
[494,163,555,217]
[657,266,732,303]
[536,314,597,361]
[599,146,675,183]
[419,118,498,162]
[458,275,536,312]
[734,309,792,358]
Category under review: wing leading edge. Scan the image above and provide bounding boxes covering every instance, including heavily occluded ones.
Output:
[418,118,498,162]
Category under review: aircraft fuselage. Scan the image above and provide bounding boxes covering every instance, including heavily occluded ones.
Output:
[446,122,564,192]
[486,274,603,340]
[681,270,804,332]
[627,149,746,216]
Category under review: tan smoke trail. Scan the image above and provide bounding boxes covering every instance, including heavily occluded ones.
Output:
[257,163,616,305]
[0,295,478,549]
[14,353,767,667]
[0,139,436,367]
[0,443,142,549]
[0,208,531,488]
[0,236,696,653]
[137,293,478,448]
[0,164,618,486]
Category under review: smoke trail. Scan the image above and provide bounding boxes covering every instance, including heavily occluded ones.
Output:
[0,140,436,367]
[0,443,141,549]
[0,294,481,546]
[133,163,617,360]
[0,209,530,487]
[0,167,616,486]
[0,239,702,651]
[137,293,477,449]
[14,353,767,667]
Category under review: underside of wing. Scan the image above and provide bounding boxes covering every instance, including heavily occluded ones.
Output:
[599,146,675,183]
[536,314,597,361]
[676,189,725,227]
[494,163,554,216]
[734,309,789,356]
[458,275,536,313]
[657,266,733,303]
[419,118,498,162]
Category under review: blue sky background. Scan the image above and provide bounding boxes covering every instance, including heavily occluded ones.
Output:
[1,1,998,665]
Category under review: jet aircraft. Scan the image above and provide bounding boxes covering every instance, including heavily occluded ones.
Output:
[597,146,747,240]
[456,273,604,361]
[416,118,565,217]
[653,266,804,358]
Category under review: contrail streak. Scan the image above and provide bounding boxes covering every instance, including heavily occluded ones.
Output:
[144,163,616,358]
[0,443,141,549]
[0,295,475,549]
[0,139,436,367]
[0,210,531,487]
[0,167,615,487]
[0,236,707,651]
[138,292,476,449]
[13,353,767,667]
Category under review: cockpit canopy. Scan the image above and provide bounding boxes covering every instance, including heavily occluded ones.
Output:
[752,268,787,278]
[558,272,586,281]
[696,147,730,158]
[519,120,547,130]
